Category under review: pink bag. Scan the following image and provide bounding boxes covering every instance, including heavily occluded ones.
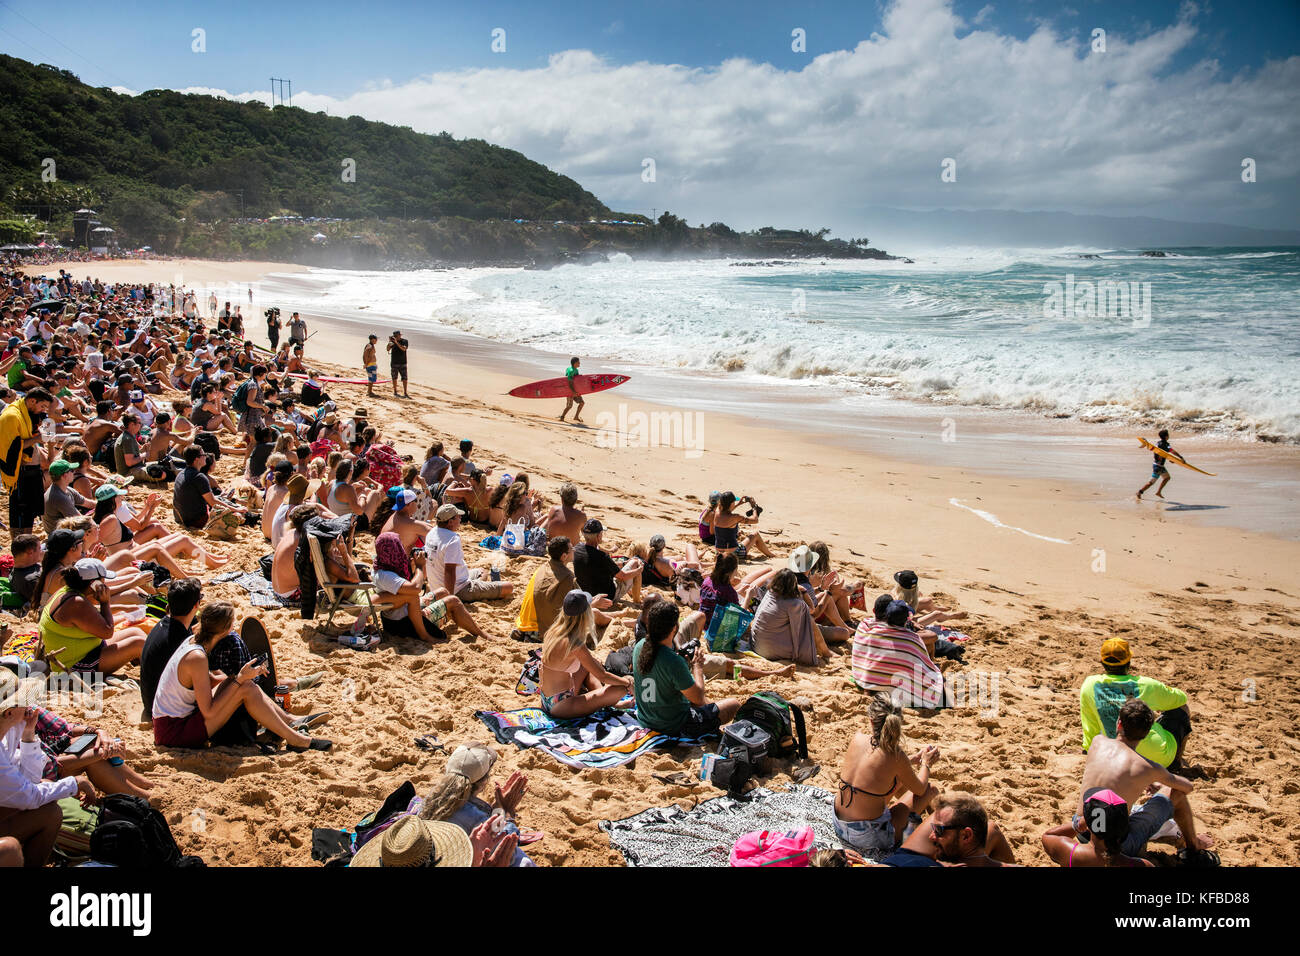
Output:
[729,828,814,867]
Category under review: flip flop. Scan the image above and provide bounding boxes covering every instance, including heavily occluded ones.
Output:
[1177,847,1221,867]
[287,738,333,753]
[791,763,822,783]
[516,829,545,846]
[414,734,446,753]
[290,712,331,731]
[293,671,325,691]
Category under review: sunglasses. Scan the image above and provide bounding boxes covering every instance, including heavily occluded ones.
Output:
[930,822,960,837]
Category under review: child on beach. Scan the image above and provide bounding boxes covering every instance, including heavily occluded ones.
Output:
[1137,428,1177,499]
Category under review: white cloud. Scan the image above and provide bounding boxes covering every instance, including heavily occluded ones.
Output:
[146,0,1299,233]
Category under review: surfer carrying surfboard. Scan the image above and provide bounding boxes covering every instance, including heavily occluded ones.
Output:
[1137,429,1178,499]
[560,357,584,423]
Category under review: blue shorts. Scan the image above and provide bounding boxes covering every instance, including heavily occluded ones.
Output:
[1152,465,1169,479]
[833,808,897,857]
[676,702,722,739]
[365,364,378,383]
[1121,793,1175,855]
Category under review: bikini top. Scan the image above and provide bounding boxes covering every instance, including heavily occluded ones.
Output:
[838,775,898,807]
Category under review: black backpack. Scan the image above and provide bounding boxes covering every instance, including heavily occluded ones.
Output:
[734,691,808,760]
[96,794,205,868]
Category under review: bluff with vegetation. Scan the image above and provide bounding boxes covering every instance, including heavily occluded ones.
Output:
[1,54,898,266]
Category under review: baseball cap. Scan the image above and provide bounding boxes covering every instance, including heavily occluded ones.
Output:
[94,484,124,502]
[446,743,496,784]
[272,460,294,478]
[48,459,75,477]
[583,518,603,535]
[435,503,465,522]
[884,599,912,627]
[562,589,593,616]
[72,558,117,582]
[46,528,85,551]
[129,390,144,402]
[893,569,919,590]
[1100,638,1131,667]
[394,488,418,509]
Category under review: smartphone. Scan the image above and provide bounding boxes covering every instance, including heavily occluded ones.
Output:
[65,733,98,756]
[249,653,268,669]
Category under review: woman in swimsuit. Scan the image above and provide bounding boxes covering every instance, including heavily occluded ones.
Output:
[539,590,632,718]
[632,534,702,590]
[834,692,940,859]
[39,560,148,676]
[1040,790,1153,867]
[707,492,775,559]
[91,487,229,570]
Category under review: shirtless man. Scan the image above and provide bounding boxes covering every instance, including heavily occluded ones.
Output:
[543,482,586,543]
[362,334,379,398]
[81,401,121,464]
[272,505,359,598]
[380,489,434,551]
[880,793,1017,867]
[1071,699,1218,865]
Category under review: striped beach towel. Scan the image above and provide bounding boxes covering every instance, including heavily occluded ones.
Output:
[851,621,950,709]
[475,706,712,770]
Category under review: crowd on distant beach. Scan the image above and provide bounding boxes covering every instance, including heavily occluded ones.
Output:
[0,263,1219,868]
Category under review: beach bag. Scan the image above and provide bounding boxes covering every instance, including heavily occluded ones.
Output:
[52,797,100,864]
[205,509,242,542]
[729,828,814,867]
[365,444,403,490]
[501,521,526,552]
[516,649,542,696]
[97,793,205,868]
[735,691,808,760]
[706,603,753,653]
[194,431,221,462]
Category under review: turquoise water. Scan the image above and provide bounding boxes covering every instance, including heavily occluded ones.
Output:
[304,246,1300,442]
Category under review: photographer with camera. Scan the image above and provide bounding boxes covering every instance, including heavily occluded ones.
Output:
[704,491,775,559]
[632,601,741,739]
[265,307,282,350]
[387,329,409,398]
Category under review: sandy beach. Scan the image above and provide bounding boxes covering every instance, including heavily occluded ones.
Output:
[40,257,1300,866]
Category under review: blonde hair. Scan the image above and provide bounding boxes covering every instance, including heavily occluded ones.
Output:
[542,604,596,661]
[892,583,920,607]
[867,692,903,754]
[57,515,95,536]
[418,772,473,821]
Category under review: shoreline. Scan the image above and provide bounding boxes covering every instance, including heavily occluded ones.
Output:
[59,257,1300,867]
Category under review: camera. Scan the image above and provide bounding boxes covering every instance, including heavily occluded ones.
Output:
[264,307,280,320]
[677,638,700,661]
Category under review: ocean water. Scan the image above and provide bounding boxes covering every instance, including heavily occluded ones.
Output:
[291,246,1300,443]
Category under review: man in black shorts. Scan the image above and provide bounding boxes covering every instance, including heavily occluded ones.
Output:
[387,330,409,398]
[1,387,55,535]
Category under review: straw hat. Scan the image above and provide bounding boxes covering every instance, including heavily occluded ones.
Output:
[349,816,472,868]
[0,670,45,714]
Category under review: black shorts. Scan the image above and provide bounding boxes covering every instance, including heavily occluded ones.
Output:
[8,464,43,529]
[676,702,722,740]
[380,613,445,642]
[391,365,408,381]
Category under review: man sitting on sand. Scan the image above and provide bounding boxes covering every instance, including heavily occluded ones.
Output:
[879,793,1017,867]
[380,487,434,551]
[574,519,642,605]
[851,599,949,709]
[1081,638,1192,769]
[427,504,513,603]
[512,536,616,641]
[543,482,586,543]
[1071,698,1218,866]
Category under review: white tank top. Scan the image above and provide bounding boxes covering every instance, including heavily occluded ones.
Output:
[152,640,203,720]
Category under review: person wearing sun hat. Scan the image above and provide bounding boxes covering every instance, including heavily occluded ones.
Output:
[349,814,473,867]
[416,743,535,867]
[42,459,90,533]
[1080,637,1192,769]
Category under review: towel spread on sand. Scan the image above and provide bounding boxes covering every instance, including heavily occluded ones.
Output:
[599,785,836,867]
[474,706,714,770]
[211,570,299,608]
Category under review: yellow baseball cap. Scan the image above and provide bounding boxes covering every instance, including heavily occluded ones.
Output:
[1100,638,1131,666]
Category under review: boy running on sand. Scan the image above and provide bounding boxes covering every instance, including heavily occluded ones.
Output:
[1137,428,1178,499]
[559,357,584,423]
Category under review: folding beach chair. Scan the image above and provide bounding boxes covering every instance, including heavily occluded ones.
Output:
[306,535,391,633]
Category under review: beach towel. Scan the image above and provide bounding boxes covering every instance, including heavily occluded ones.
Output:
[599,785,836,867]
[474,706,714,770]
[211,570,300,608]
[851,621,951,709]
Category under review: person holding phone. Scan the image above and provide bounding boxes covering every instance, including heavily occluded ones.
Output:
[152,601,332,752]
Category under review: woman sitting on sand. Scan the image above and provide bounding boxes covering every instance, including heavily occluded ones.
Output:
[39,559,149,676]
[539,590,632,718]
[631,534,703,591]
[419,441,450,491]
[151,601,332,752]
[809,541,864,624]
[699,552,741,627]
[61,443,115,502]
[327,460,385,534]
[37,524,151,613]
[91,487,230,571]
[1040,790,1154,868]
[705,492,775,559]
[748,569,832,666]
[892,570,967,626]
[419,743,534,867]
[191,384,234,434]
[621,592,794,682]
[834,692,941,859]
[371,532,486,642]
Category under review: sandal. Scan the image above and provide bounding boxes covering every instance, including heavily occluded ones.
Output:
[290,712,331,731]
[287,738,333,753]
[1177,847,1221,867]
[414,734,446,753]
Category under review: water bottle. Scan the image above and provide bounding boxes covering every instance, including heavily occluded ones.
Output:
[490,553,505,582]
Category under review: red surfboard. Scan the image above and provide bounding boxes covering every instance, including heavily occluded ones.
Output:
[508,373,631,399]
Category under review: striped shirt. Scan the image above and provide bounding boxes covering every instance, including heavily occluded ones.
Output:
[851,621,947,709]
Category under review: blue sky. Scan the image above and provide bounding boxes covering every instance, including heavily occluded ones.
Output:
[3,0,1297,235]
[2,0,1295,98]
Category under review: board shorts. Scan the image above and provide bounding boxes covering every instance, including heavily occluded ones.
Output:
[1152,464,1169,478]
[1120,793,1175,856]
[675,702,722,739]
[153,709,210,748]
[381,613,447,643]
[391,364,408,381]
[365,364,378,383]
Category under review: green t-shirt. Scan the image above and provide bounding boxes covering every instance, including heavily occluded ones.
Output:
[565,365,578,380]
[1080,673,1187,767]
[631,638,695,734]
[6,360,27,389]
